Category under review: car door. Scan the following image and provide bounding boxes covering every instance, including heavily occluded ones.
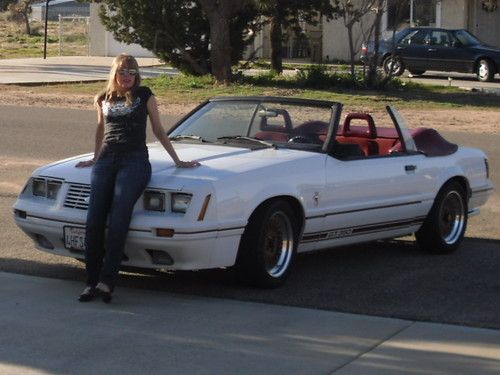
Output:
[312,107,434,249]
[397,29,430,70]
[426,30,466,72]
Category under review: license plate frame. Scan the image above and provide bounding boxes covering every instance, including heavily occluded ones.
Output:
[63,226,86,252]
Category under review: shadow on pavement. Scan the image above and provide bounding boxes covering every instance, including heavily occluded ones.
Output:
[2,236,499,329]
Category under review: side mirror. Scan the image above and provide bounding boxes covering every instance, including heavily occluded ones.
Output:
[451,40,461,48]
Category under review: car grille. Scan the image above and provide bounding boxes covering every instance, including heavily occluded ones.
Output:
[64,183,91,210]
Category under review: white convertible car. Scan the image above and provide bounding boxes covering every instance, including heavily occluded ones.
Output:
[13,97,493,287]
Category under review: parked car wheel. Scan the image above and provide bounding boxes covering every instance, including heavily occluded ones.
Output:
[416,181,467,254]
[409,69,426,76]
[477,59,495,82]
[235,200,298,288]
[383,55,405,76]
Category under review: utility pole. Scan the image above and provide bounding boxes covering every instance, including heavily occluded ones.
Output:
[43,0,51,59]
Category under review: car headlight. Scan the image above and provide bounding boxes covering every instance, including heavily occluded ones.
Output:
[171,193,192,213]
[32,178,62,200]
[32,178,46,197]
[143,190,165,211]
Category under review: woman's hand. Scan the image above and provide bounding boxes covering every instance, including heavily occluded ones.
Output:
[75,159,95,168]
[176,160,201,168]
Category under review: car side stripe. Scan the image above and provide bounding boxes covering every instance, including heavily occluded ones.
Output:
[301,216,427,243]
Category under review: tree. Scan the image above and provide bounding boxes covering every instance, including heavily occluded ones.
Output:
[256,0,338,73]
[365,0,383,88]
[8,0,34,35]
[94,0,256,84]
[338,0,377,77]
[0,0,16,11]
[198,0,254,84]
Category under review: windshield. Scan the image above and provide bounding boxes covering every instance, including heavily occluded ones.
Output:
[453,30,482,46]
[169,99,334,148]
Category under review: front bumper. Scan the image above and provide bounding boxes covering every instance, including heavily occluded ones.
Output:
[13,210,243,271]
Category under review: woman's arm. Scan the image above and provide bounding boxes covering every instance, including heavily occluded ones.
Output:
[147,95,200,168]
[75,104,104,168]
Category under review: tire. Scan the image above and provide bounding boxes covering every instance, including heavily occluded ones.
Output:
[409,69,426,76]
[416,181,468,254]
[477,59,495,82]
[235,200,299,288]
[383,55,405,76]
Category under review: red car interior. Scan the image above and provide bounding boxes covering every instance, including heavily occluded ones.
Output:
[254,112,457,158]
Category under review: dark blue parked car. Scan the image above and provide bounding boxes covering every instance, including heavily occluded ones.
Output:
[360,27,500,82]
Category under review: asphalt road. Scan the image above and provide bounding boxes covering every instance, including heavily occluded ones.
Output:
[1,105,499,329]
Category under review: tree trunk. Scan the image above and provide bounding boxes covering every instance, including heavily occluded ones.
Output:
[270,16,283,74]
[366,0,383,88]
[199,0,250,84]
[23,12,31,35]
[209,17,232,84]
[347,24,355,77]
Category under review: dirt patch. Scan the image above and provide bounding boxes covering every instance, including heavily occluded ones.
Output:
[0,86,499,133]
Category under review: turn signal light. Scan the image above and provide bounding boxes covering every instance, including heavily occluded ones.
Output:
[156,228,175,237]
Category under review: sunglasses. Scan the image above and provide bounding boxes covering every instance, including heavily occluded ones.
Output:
[117,69,138,76]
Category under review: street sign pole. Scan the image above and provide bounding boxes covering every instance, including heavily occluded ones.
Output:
[43,0,50,59]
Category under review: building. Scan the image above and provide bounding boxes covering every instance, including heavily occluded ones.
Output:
[32,0,90,22]
[88,3,153,57]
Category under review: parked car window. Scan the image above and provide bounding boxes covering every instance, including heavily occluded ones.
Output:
[400,29,428,45]
[453,30,481,46]
[429,31,451,46]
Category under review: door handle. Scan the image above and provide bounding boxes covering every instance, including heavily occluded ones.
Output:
[428,48,437,52]
[405,165,417,172]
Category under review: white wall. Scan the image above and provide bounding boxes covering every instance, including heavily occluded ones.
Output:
[89,4,154,57]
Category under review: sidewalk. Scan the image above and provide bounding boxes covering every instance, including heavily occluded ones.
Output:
[0,56,177,84]
[0,271,499,374]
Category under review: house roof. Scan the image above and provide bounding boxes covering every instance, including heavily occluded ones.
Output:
[32,0,88,8]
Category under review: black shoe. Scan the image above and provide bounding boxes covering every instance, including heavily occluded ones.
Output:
[96,282,113,304]
[78,286,97,302]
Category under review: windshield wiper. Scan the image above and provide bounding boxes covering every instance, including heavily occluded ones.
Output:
[216,136,277,149]
[170,135,210,143]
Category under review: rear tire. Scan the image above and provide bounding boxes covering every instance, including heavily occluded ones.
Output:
[383,55,405,76]
[235,200,298,288]
[416,181,467,254]
[477,59,494,82]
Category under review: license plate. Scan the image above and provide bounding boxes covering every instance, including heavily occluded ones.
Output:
[64,226,86,251]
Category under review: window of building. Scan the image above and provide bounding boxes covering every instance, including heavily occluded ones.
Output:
[387,0,439,30]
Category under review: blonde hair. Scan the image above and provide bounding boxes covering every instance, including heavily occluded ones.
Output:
[95,53,141,107]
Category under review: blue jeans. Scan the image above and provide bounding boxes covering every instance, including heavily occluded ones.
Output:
[85,150,151,290]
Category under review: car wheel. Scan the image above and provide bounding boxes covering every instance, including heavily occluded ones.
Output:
[235,200,298,288]
[477,59,495,82]
[409,69,426,76]
[383,56,405,76]
[415,181,467,254]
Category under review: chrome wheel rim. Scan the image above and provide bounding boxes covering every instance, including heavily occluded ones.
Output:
[478,62,489,79]
[439,191,465,244]
[386,58,401,74]
[263,211,294,278]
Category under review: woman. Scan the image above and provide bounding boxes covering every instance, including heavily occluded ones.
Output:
[76,54,199,303]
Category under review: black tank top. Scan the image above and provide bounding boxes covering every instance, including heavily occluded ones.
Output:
[100,86,153,152]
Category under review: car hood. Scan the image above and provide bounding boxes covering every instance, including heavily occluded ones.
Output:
[33,142,318,189]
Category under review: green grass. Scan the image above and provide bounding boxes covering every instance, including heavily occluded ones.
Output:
[19,72,498,111]
[0,12,88,59]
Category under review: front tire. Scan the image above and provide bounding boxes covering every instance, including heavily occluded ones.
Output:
[235,200,298,288]
[477,59,495,82]
[416,181,467,254]
[383,55,405,76]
